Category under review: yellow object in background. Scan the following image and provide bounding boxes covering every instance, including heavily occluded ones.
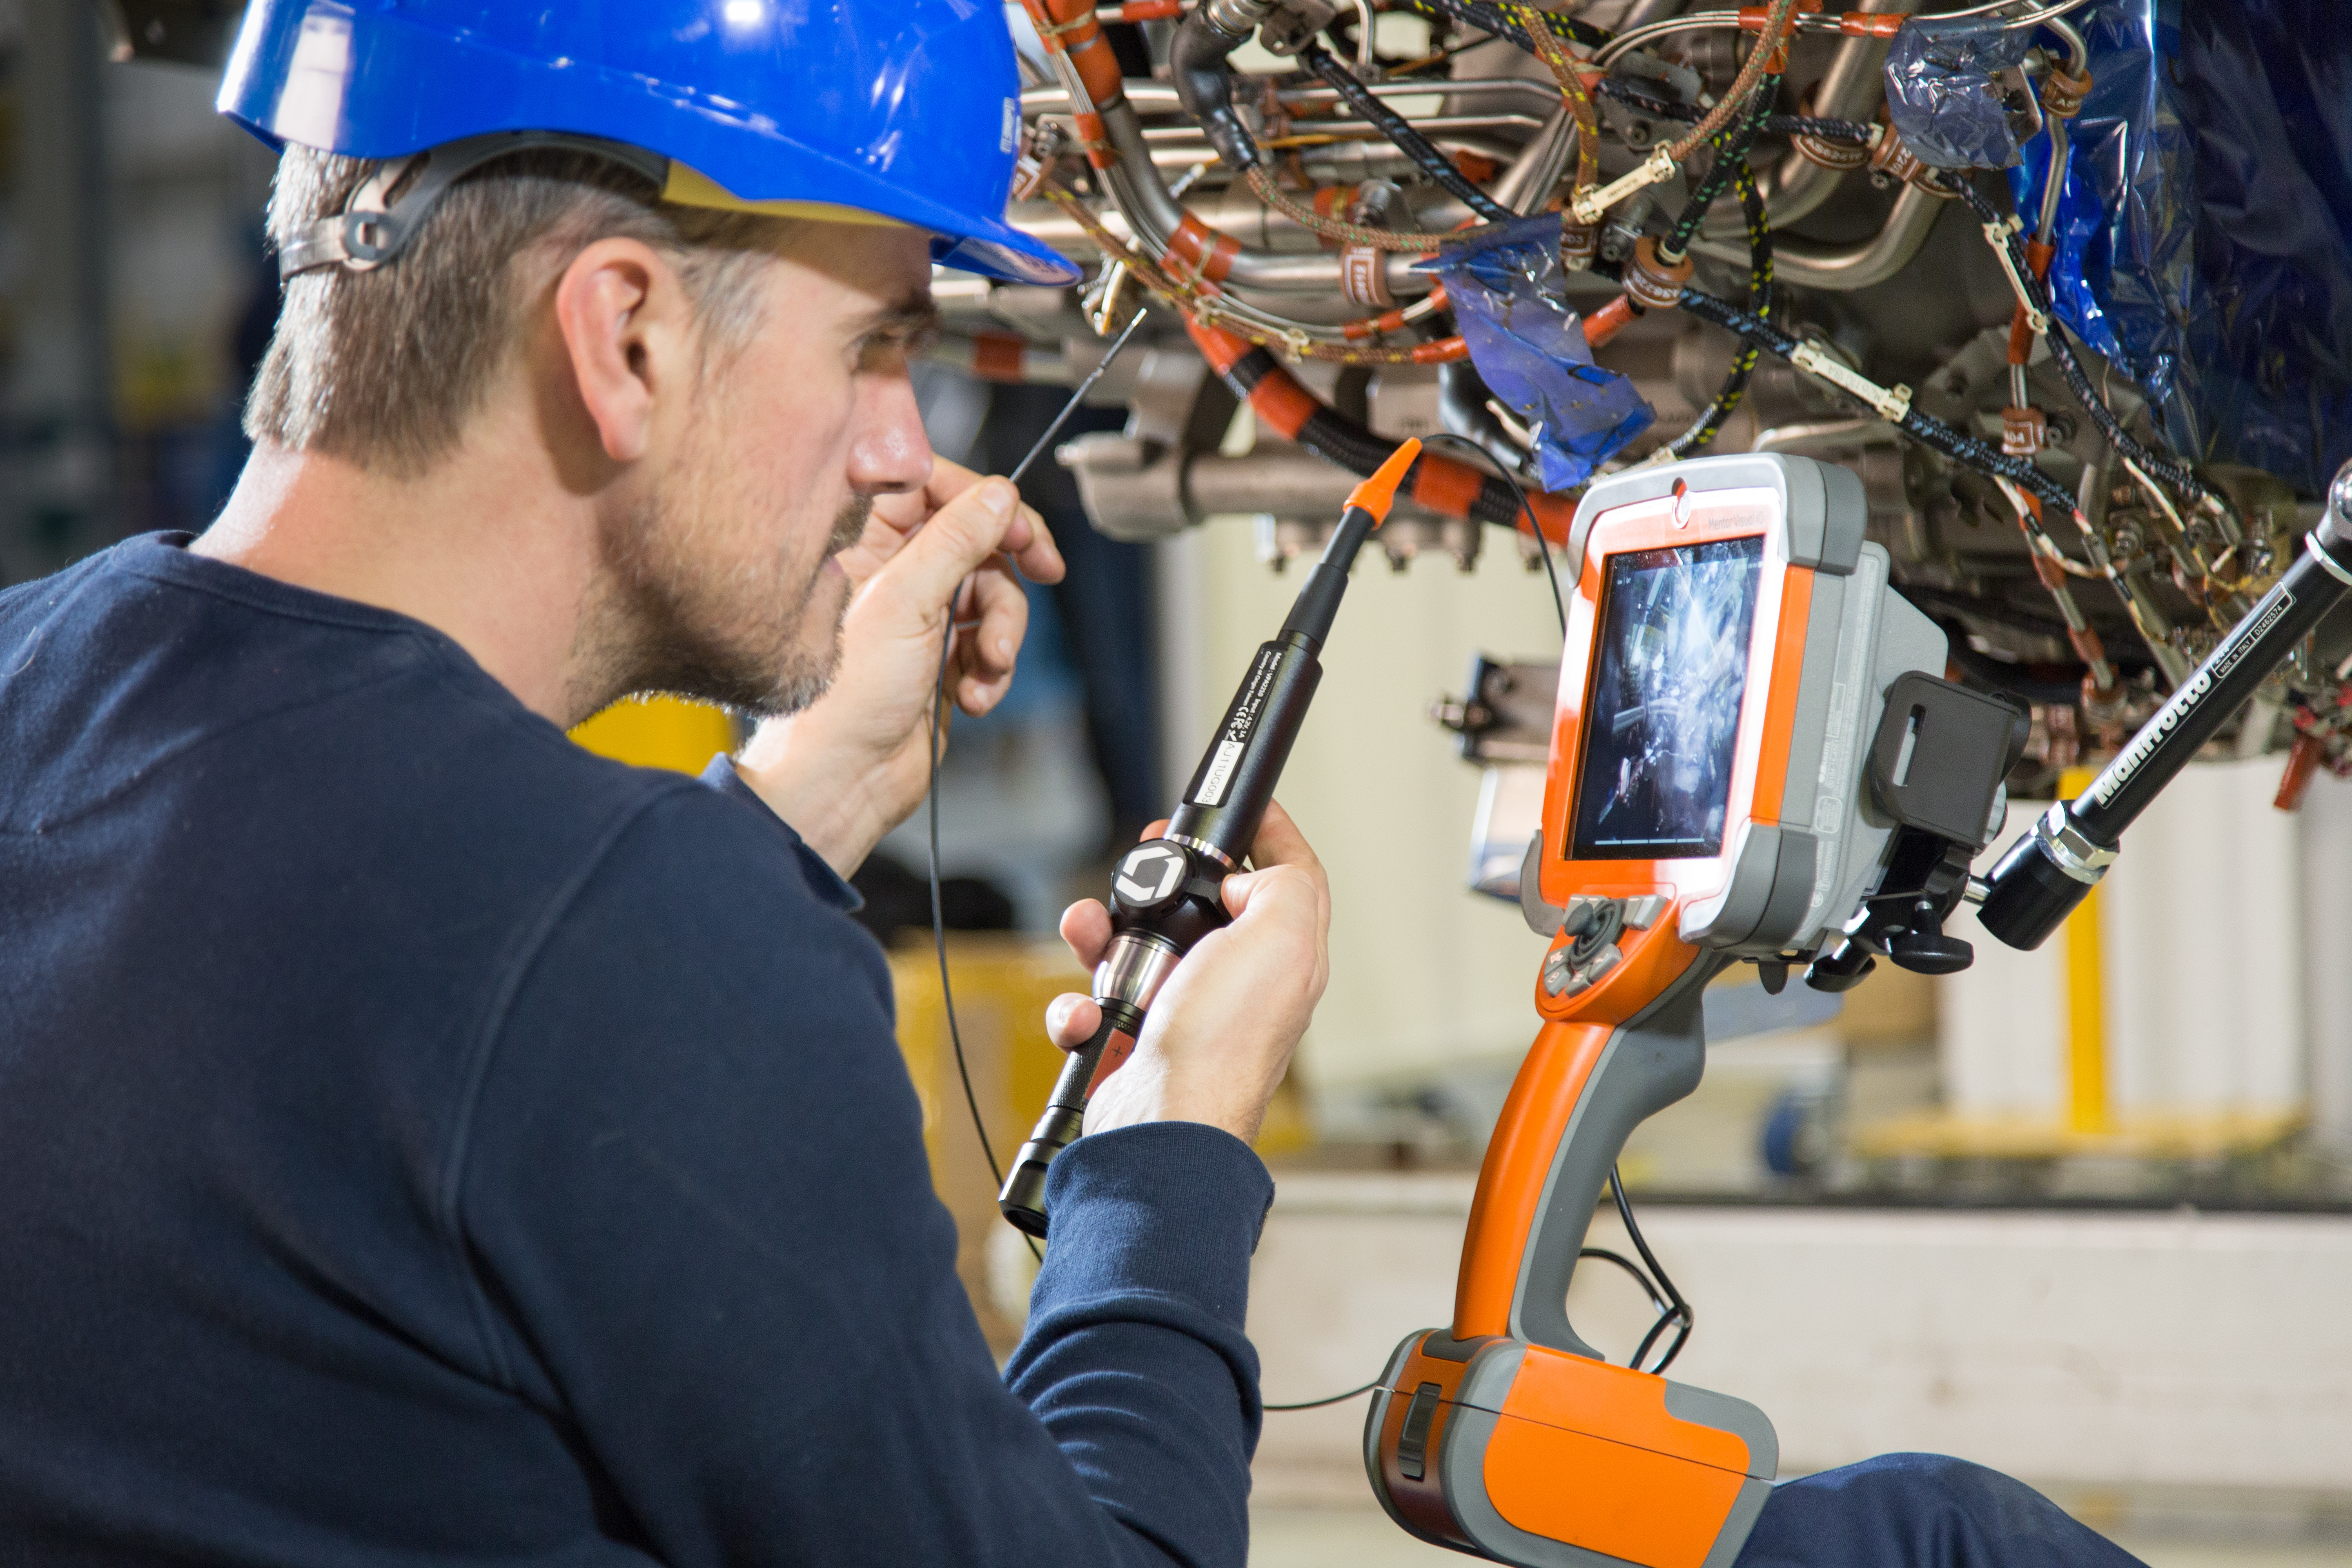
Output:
[2058,764,2109,1134]
[570,695,738,774]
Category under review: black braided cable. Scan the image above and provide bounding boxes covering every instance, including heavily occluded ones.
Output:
[1405,0,1610,51]
[1604,81,1873,143]
[1668,163,1769,457]
[1300,43,1511,221]
[1676,286,2081,516]
[1940,174,2225,519]
[1660,72,1779,262]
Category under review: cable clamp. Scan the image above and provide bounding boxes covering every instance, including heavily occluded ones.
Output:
[1984,218,2049,335]
[1569,146,1678,225]
[1788,340,1910,423]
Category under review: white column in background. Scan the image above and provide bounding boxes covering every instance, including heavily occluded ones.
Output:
[1940,760,2311,1122]
[1941,799,2065,1114]
[2301,773,2352,1154]
[2103,756,2303,1114]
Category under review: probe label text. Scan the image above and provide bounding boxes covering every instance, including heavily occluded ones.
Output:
[1194,644,1281,806]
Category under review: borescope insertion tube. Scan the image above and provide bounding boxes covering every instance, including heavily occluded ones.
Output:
[1977,461,2352,952]
[998,440,1423,1236]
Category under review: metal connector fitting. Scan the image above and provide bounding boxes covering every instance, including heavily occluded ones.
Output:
[2035,802,2116,885]
[1624,235,1694,312]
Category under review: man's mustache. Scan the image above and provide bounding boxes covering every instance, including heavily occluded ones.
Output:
[828,495,873,556]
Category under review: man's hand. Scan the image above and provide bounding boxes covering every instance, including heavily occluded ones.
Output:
[1045,803,1332,1145]
[735,459,1065,876]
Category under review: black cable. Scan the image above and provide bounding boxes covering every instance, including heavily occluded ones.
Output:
[1265,1379,1383,1411]
[1610,1165,1693,1374]
[1405,0,1612,51]
[1666,157,1770,458]
[1417,430,1568,637]
[1674,285,2083,517]
[1579,1246,1669,1311]
[929,587,1044,1265]
[1300,42,1512,222]
[1210,348,1545,533]
[1659,73,1778,262]
[1940,174,2228,523]
[1605,80,1873,143]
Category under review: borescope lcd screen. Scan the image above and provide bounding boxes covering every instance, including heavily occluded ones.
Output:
[1570,535,1765,861]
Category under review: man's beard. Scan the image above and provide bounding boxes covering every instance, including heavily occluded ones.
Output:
[579,484,867,724]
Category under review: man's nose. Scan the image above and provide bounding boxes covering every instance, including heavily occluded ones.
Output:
[847,372,933,495]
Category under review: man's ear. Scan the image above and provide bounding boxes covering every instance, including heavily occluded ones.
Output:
[551,238,689,465]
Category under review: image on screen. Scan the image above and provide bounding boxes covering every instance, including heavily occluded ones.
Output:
[1570,534,1765,860]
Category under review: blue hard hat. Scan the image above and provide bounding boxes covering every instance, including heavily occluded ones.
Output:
[217,0,1080,287]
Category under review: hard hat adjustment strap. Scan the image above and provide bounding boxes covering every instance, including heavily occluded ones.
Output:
[278,131,671,281]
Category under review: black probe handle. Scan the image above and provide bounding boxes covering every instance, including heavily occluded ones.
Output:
[999,1003,1143,1237]
[992,479,1401,1234]
[1979,497,2352,951]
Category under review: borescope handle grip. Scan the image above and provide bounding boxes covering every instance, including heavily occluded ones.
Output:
[998,1003,1141,1237]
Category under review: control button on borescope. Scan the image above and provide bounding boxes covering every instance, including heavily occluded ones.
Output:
[1111,841,1191,913]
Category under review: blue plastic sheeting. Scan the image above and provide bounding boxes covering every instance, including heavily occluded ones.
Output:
[2008,0,2352,495]
[1885,15,2035,169]
[1420,214,1653,491]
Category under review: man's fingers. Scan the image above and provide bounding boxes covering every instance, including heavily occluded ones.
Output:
[1242,799,1323,873]
[953,561,1028,714]
[1140,818,1171,842]
[873,478,1033,617]
[1059,898,1112,969]
[1001,503,1066,585]
[870,455,979,540]
[1045,993,1104,1053]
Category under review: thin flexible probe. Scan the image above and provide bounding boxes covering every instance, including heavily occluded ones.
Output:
[1417,430,1568,637]
[1008,305,1154,486]
[932,307,1154,1265]
[927,582,1041,1261]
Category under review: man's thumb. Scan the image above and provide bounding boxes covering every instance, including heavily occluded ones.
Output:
[881,478,1018,609]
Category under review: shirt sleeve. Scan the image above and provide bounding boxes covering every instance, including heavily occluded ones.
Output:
[455,783,1272,1568]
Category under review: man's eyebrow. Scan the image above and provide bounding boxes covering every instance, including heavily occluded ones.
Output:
[852,293,944,343]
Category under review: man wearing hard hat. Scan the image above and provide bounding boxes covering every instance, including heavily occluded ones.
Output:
[0,4,2146,1567]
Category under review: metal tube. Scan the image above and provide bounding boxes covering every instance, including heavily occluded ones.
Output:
[1702,0,1923,241]
[1021,77,1567,116]
[1492,106,1577,214]
[1688,181,1946,290]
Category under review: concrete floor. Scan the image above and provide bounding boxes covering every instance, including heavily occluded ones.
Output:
[1249,1507,2352,1567]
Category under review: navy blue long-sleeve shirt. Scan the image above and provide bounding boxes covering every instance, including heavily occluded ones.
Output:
[0,535,1274,1566]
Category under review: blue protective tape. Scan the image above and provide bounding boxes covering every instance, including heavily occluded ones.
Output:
[1421,214,1653,492]
[1884,15,2035,170]
[2007,0,2352,494]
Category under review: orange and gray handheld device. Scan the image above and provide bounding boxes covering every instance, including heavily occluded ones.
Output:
[997,438,1425,1236]
[1367,453,2018,1568]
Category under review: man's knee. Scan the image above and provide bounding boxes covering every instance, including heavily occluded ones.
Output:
[1736,1452,2142,1568]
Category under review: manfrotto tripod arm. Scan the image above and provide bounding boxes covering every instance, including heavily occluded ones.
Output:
[1978,461,2352,951]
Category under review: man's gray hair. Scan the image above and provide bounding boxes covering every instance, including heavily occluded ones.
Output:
[246,148,793,478]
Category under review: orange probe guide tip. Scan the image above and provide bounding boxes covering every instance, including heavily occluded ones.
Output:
[1345,437,1423,527]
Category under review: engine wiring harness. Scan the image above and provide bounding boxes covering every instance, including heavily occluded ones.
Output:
[982,0,2352,794]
